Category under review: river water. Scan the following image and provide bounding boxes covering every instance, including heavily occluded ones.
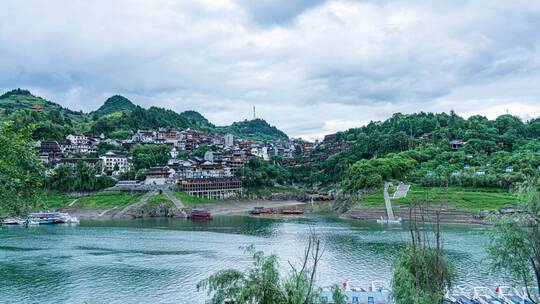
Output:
[0,215,515,304]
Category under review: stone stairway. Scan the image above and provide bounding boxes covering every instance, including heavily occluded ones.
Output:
[393,182,410,199]
[163,189,187,217]
[113,190,158,218]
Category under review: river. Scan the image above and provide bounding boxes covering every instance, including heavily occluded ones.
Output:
[0,215,515,303]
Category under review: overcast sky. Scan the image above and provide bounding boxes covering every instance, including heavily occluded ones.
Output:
[1,0,540,140]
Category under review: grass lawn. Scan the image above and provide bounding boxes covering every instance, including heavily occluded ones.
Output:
[173,191,224,207]
[72,192,143,209]
[145,194,173,208]
[358,186,518,212]
[39,192,74,209]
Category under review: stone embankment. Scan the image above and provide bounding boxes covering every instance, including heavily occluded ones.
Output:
[123,201,184,218]
[343,206,489,225]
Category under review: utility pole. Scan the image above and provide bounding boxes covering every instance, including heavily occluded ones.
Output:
[253,106,256,120]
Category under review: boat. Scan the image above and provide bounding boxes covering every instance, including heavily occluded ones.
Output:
[444,287,475,304]
[280,209,304,215]
[188,208,212,220]
[376,216,403,224]
[28,211,66,225]
[59,212,79,224]
[249,206,273,215]
[2,217,24,225]
[319,280,391,303]
[472,287,504,304]
[496,286,527,304]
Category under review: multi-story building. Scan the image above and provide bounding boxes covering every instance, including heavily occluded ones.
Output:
[178,177,242,199]
[66,134,89,146]
[143,166,174,185]
[100,151,130,174]
[132,130,156,143]
[224,133,234,147]
[227,155,245,175]
[38,140,63,163]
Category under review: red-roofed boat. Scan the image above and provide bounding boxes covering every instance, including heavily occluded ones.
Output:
[188,208,212,220]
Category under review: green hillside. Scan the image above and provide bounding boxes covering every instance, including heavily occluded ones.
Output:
[292,112,540,192]
[180,110,214,128]
[92,95,136,116]
[218,118,289,141]
[90,106,193,138]
[0,88,83,119]
[0,88,88,140]
[0,89,289,140]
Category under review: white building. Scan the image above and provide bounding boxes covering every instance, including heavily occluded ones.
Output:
[224,133,234,147]
[132,130,156,143]
[170,147,178,159]
[100,151,130,174]
[67,134,89,146]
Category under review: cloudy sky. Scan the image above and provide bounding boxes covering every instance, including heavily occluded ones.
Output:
[1,0,540,139]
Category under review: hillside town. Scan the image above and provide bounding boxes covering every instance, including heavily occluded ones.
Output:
[36,128,328,199]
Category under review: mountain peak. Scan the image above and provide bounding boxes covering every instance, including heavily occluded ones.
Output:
[0,88,34,99]
[94,95,136,115]
[225,118,288,140]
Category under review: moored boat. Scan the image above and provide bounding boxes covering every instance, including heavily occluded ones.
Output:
[188,208,212,220]
[496,286,526,304]
[472,287,504,304]
[59,212,79,224]
[280,209,304,215]
[28,211,65,225]
[320,280,391,303]
[249,206,273,215]
[2,217,24,225]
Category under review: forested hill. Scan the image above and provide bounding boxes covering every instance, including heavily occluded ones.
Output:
[92,95,136,116]
[301,112,540,191]
[217,119,289,141]
[0,88,288,141]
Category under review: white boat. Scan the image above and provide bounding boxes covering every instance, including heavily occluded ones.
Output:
[472,287,504,304]
[444,286,475,304]
[495,286,526,304]
[320,280,391,303]
[376,216,402,224]
[59,212,79,224]
[2,217,24,225]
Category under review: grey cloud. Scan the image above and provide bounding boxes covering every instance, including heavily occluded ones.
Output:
[237,0,326,25]
[1,0,540,140]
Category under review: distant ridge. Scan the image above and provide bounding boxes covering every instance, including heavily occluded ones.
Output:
[0,88,290,141]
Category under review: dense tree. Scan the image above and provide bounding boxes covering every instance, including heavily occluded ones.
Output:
[392,206,455,304]
[131,144,170,169]
[240,157,290,187]
[0,122,44,215]
[46,161,115,192]
[487,181,540,303]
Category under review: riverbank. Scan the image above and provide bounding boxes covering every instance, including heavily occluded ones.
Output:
[341,206,490,225]
[63,199,306,220]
